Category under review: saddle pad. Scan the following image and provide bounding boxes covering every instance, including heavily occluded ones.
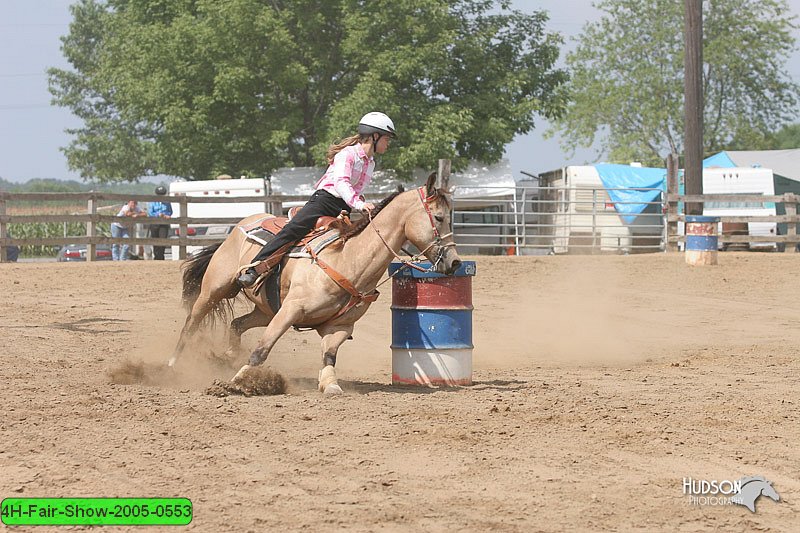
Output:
[239,224,343,258]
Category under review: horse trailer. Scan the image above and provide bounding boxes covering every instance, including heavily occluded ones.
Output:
[168,177,273,258]
[537,165,665,254]
[700,167,777,250]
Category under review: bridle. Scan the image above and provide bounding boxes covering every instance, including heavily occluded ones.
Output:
[302,186,456,328]
[368,186,457,275]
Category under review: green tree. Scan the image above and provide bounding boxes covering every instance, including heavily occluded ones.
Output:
[49,0,567,182]
[550,0,799,166]
[765,123,800,149]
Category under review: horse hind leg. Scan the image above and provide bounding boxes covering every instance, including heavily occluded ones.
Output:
[169,279,240,367]
[222,307,272,361]
[317,325,354,395]
[168,295,215,367]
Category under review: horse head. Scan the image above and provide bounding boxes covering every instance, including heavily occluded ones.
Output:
[733,476,781,512]
[404,172,462,275]
[759,480,781,502]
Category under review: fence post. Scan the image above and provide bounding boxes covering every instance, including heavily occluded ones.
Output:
[264,176,271,215]
[784,193,797,254]
[591,188,598,252]
[179,196,188,260]
[519,186,528,253]
[666,153,680,251]
[0,194,7,262]
[87,193,97,262]
[512,187,520,256]
[437,159,451,189]
[264,176,280,216]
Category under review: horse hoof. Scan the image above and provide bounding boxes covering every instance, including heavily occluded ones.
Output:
[231,364,251,383]
[323,383,343,395]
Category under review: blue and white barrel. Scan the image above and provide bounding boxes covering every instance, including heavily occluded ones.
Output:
[685,215,719,266]
[388,261,476,386]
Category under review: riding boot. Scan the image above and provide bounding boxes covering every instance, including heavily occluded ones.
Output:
[237,263,271,287]
[237,268,259,287]
[238,244,294,287]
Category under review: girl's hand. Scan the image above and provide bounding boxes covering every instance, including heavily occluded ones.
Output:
[362,202,376,211]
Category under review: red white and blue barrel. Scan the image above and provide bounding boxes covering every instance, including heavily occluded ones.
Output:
[388,261,476,386]
[685,215,719,266]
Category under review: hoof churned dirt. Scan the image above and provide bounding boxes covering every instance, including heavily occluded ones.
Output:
[1,254,798,531]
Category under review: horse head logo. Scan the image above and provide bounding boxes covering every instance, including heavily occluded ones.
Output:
[731,476,780,513]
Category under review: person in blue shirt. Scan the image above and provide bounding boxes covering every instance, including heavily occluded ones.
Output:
[147,186,173,260]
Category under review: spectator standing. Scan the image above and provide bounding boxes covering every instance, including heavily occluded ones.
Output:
[111,200,146,261]
[147,186,173,260]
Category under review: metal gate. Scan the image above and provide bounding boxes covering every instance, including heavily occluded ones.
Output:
[451,185,666,255]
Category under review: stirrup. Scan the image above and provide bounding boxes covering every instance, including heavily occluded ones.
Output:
[237,262,272,291]
[237,269,258,287]
[250,267,273,292]
[238,260,264,276]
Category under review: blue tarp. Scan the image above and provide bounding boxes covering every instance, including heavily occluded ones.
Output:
[594,164,666,223]
[702,151,736,168]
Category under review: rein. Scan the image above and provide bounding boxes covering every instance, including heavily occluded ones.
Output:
[367,186,456,278]
[302,186,455,328]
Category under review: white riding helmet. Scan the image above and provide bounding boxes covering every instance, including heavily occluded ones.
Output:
[358,112,396,138]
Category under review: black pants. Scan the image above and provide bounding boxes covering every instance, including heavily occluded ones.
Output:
[149,224,170,260]
[253,189,350,263]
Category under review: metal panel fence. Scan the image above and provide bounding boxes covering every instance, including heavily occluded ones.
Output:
[451,185,666,255]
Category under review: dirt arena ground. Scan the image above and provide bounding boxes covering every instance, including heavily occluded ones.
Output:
[1,253,798,531]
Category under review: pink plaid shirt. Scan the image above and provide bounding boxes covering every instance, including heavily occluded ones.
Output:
[314,144,374,210]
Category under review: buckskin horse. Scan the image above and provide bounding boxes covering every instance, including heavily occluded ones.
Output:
[170,172,462,394]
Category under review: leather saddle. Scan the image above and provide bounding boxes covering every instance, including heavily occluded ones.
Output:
[258,207,349,240]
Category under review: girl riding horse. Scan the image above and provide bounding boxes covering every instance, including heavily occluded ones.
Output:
[237,112,396,287]
[170,114,461,394]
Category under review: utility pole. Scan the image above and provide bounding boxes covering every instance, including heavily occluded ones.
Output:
[684,0,703,215]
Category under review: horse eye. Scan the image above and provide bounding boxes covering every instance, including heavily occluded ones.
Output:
[434,215,445,223]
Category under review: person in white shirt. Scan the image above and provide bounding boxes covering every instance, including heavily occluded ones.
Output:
[111,200,146,260]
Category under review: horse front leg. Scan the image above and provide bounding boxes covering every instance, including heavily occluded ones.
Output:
[231,302,302,382]
[317,325,354,395]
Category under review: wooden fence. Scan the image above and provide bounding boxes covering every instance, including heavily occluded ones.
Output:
[0,191,309,262]
[666,192,800,252]
[3,190,800,262]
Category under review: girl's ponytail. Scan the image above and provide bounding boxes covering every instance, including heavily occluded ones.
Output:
[326,134,364,164]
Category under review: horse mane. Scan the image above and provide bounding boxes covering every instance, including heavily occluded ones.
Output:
[338,186,405,242]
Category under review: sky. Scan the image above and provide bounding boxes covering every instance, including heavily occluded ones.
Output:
[1,0,799,184]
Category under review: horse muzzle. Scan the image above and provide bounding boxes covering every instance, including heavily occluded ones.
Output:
[432,246,461,276]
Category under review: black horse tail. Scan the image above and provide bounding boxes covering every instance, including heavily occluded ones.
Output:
[181,242,222,312]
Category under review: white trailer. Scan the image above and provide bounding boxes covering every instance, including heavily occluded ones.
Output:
[701,167,777,250]
[169,178,272,259]
[540,166,635,254]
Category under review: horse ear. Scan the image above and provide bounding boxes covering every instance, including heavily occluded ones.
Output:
[425,172,437,197]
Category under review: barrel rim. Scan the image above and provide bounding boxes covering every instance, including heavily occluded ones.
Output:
[388,260,476,278]
[685,215,720,223]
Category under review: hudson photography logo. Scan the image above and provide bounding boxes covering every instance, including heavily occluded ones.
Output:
[683,476,781,512]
